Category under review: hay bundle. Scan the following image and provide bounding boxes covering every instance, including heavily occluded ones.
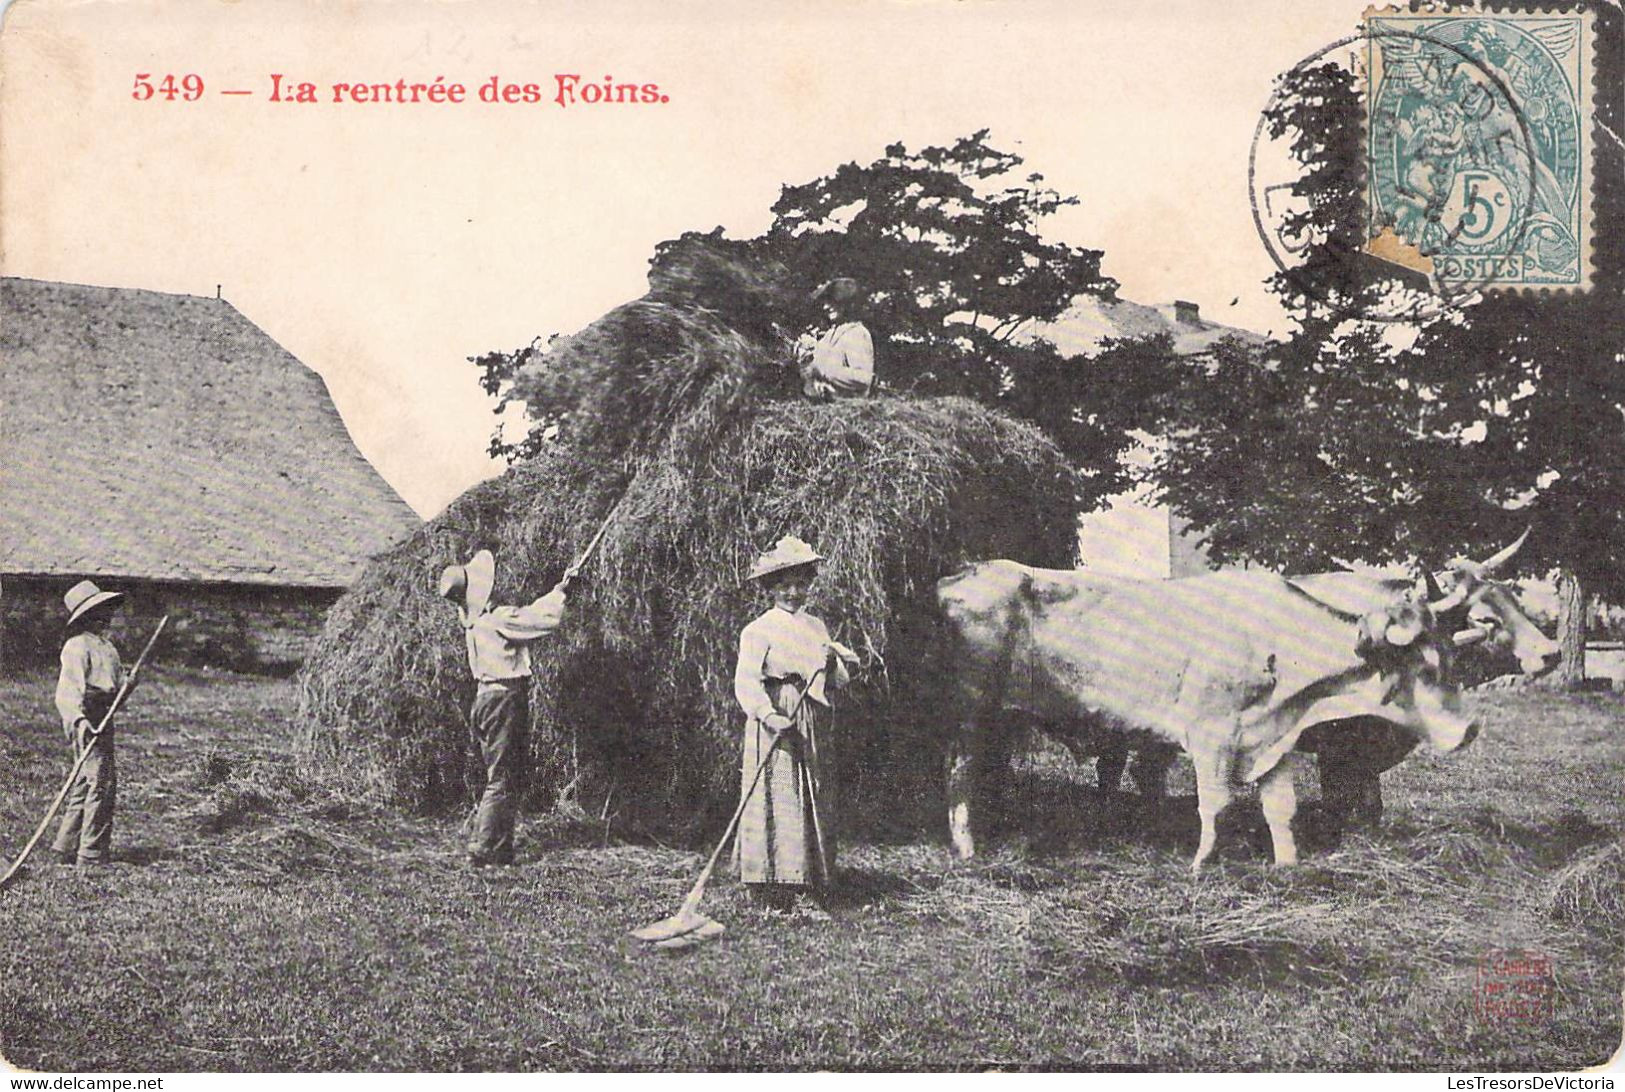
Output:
[1542,839,1625,932]
[296,237,1078,833]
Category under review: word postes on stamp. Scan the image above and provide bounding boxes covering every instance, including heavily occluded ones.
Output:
[1365,6,1593,292]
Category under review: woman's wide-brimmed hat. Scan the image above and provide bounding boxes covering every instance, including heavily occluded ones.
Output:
[811,277,861,303]
[748,535,824,583]
[437,549,496,618]
[63,580,125,628]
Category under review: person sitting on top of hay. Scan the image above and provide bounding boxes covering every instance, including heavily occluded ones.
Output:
[732,535,860,916]
[795,277,875,400]
[437,550,567,867]
[53,580,134,867]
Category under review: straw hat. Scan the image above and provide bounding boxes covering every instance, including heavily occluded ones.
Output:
[748,535,823,582]
[437,549,496,619]
[63,580,124,628]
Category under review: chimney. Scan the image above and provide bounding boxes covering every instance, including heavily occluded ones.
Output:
[1173,299,1201,326]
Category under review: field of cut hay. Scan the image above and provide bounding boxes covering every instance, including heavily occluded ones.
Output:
[2,668,1620,1072]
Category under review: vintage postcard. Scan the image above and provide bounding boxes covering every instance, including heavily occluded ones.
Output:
[1,0,1620,1078]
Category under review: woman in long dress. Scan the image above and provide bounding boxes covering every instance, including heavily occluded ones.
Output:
[733,535,857,913]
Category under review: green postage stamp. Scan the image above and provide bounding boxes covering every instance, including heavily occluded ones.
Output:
[1364,5,1593,291]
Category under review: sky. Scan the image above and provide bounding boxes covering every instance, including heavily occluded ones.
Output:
[0,0,1373,516]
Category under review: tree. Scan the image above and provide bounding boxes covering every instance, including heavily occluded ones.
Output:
[1148,21,1624,685]
[763,130,1171,506]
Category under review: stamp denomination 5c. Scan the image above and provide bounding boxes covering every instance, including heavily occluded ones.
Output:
[1364,6,1593,291]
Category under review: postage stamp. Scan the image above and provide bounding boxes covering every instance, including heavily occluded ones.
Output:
[1364,5,1594,291]
[1476,948,1556,1024]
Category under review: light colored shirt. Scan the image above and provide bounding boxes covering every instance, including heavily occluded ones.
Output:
[733,606,849,721]
[56,632,124,733]
[462,591,565,682]
[804,321,874,395]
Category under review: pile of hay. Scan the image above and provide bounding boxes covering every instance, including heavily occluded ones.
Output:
[297,236,1077,834]
[1542,839,1625,932]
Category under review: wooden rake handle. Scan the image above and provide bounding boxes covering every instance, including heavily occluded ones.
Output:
[0,616,168,890]
[558,494,628,591]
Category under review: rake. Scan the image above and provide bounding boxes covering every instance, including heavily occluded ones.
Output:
[631,667,825,950]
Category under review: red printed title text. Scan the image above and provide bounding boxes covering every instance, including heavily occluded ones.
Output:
[132,73,669,108]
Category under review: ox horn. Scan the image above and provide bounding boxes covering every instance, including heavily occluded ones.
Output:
[1426,528,1531,612]
[1475,526,1531,578]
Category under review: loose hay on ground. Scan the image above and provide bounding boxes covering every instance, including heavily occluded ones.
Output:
[1542,838,1625,932]
[887,830,1558,987]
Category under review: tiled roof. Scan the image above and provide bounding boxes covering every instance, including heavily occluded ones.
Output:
[2,278,421,586]
[1018,294,1270,358]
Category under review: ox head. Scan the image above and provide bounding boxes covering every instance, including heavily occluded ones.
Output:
[1244,581,1480,782]
[1415,528,1560,677]
[1253,530,1547,782]
[1349,528,1559,756]
[1352,597,1479,755]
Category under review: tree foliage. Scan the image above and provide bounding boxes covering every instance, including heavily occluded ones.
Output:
[1148,20,1624,679]
[766,131,1181,503]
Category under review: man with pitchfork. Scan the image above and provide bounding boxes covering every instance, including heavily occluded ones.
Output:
[437,550,568,867]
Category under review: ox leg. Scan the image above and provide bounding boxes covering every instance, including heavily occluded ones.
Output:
[1190,743,1233,873]
[1315,719,1417,834]
[1319,757,1384,832]
[1129,746,1174,799]
[947,718,981,859]
[1316,721,1415,833]
[1347,770,1383,830]
[983,720,1017,829]
[1259,755,1302,866]
[1095,736,1128,794]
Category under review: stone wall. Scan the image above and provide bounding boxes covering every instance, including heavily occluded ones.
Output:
[2,576,340,675]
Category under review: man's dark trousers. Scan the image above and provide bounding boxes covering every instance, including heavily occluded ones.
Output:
[468,680,528,863]
[53,688,117,864]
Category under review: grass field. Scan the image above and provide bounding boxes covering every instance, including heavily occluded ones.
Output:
[1,665,1620,1072]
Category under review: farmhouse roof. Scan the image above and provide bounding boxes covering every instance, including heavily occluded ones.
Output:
[2,277,421,586]
[1018,294,1270,358]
